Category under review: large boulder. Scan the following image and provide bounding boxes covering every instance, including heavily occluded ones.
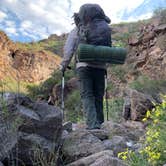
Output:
[0,161,4,166]
[102,120,145,142]
[12,132,57,165]
[67,150,127,166]
[103,136,128,156]
[61,130,105,163]
[123,89,154,121]
[0,93,62,165]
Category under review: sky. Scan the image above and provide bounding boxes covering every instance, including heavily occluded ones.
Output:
[0,0,147,42]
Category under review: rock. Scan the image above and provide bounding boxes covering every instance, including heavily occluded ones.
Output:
[103,136,128,156]
[102,120,145,142]
[17,101,62,142]
[62,130,105,163]
[12,132,57,165]
[123,89,154,121]
[122,120,144,130]
[0,93,62,165]
[67,150,126,166]
[87,129,109,140]
[126,23,166,80]
[122,97,131,120]
[102,121,128,137]
[62,130,69,140]
[130,90,154,121]
[154,24,166,33]
[63,121,73,132]
[0,161,4,166]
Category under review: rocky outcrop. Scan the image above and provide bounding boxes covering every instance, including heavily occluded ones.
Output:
[127,23,166,80]
[0,31,61,83]
[11,50,61,83]
[60,120,145,165]
[0,93,62,165]
[123,89,154,120]
[67,150,127,166]
[61,130,105,163]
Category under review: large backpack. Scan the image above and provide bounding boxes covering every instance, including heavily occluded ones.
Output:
[77,4,112,47]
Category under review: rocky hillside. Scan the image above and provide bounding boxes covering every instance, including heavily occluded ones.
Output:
[127,22,166,80]
[0,31,61,83]
[108,16,166,97]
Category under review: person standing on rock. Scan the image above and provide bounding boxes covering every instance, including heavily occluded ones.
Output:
[60,4,112,129]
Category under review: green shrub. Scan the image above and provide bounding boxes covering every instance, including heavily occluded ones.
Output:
[110,65,127,83]
[129,75,166,97]
[153,8,166,24]
[118,95,166,166]
[104,97,124,122]
[65,90,83,123]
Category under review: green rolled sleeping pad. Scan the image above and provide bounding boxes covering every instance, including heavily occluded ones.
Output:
[77,43,127,64]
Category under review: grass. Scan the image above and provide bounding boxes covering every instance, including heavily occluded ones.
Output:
[65,90,83,123]
[0,76,36,95]
[104,97,124,122]
[16,37,65,55]
[129,75,166,97]
[110,65,128,83]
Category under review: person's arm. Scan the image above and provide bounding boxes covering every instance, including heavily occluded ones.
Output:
[60,27,79,71]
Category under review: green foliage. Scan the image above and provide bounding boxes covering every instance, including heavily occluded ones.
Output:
[0,96,9,119]
[129,75,166,96]
[65,90,83,123]
[32,145,57,166]
[112,33,130,47]
[0,77,34,95]
[118,96,166,166]
[44,40,64,55]
[118,149,149,166]
[110,65,128,83]
[104,97,124,122]
[27,70,62,100]
[27,67,75,100]
[153,7,166,24]
[16,37,65,55]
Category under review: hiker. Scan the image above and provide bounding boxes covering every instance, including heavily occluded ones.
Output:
[60,3,112,129]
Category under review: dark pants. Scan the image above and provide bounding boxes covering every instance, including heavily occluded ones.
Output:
[77,67,105,129]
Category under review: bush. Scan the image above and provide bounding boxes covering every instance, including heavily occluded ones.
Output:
[27,67,75,100]
[118,95,166,166]
[153,8,166,24]
[110,65,128,83]
[129,75,166,97]
[65,90,83,123]
[104,97,124,122]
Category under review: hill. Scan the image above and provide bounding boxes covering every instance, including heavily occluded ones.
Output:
[0,30,62,90]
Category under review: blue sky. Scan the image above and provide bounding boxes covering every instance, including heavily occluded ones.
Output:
[0,0,150,42]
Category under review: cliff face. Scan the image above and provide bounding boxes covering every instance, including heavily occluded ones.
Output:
[127,23,166,80]
[0,31,61,83]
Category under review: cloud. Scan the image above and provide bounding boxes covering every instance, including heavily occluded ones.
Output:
[0,11,7,20]
[5,27,17,34]
[0,0,145,42]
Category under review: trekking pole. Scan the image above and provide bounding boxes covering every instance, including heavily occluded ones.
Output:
[105,73,109,121]
[61,71,65,121]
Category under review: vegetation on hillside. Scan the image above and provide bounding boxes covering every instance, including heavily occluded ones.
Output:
[16,35,65,56]
[153,7,166,23]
